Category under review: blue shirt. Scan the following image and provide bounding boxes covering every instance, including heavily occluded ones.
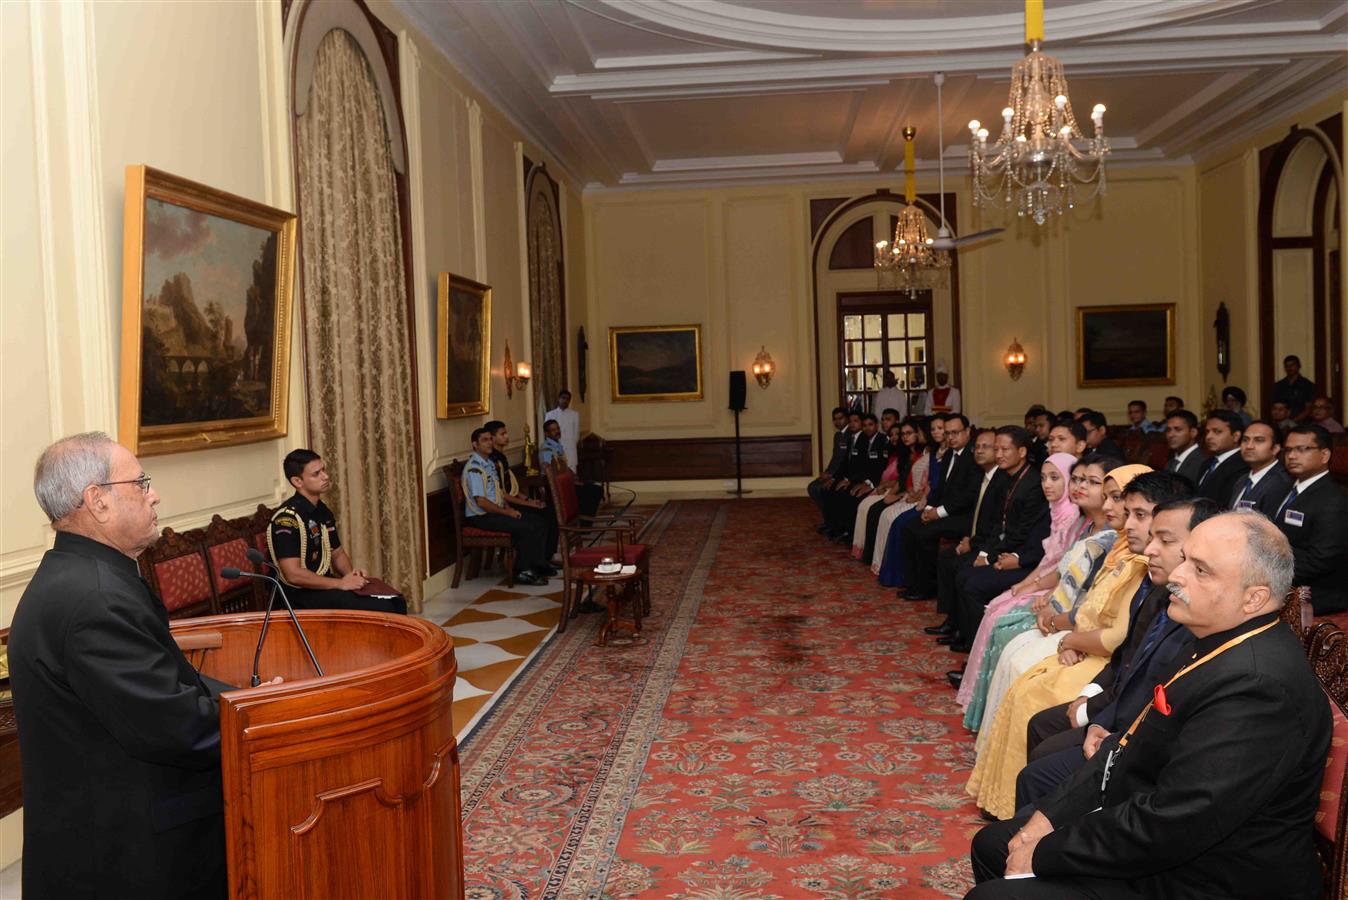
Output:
[462,452,501,517]
[541,436,567,467]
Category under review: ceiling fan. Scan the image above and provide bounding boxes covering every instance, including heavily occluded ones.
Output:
[929,72,1004,252]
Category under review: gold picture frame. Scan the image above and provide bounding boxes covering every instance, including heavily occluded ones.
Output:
[609,324,704,402]
[436,273,492,418]
[1076,303,1176,388]
[119,165,296,456]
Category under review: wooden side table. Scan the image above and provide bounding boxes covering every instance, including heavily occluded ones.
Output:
[574,568,643,646]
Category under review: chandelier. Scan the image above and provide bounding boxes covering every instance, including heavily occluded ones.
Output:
[967,0,1109,225]
[874,126,950,296]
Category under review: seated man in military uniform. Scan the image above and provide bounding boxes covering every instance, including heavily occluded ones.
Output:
[485,420,558,571]
[267,449,407,614]
[463,427,551,586]
[543,418,603,518]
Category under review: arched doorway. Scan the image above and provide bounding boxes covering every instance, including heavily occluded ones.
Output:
[1258,120,1344,413]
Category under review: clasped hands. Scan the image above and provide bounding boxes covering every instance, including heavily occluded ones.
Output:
[1005,810,1053,876]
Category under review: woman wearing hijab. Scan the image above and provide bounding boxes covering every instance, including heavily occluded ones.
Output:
[966,463,1152,820]
[956,453,1092,727]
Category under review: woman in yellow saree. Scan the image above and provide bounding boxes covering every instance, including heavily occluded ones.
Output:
[965,463,1153,819]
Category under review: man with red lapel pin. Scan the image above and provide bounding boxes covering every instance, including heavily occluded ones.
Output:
[965,510,1329,899]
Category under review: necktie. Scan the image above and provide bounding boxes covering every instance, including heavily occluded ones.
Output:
[1137,606,1170,663]
[1166,455,1179,473]
[946,448,958,479]
[1129,574,1153,619]
[1235,476,1255,504]
[1198,456,1218,485]
[1275,486,1299,520]
[970,475,991,537]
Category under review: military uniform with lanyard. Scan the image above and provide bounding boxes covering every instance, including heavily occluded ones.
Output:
[490,448,558,561]
[267,492,407,614]
[462,451,549,574]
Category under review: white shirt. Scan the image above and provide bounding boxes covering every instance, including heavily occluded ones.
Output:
[1199,447,1240,483]
[545,406,580,466]
[1173,443,1200,467]
[1293,470,1330,493]
[872,386,908,419]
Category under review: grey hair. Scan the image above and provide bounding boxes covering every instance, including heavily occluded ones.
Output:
[33,431,116,523]
[1225,509,1294,606]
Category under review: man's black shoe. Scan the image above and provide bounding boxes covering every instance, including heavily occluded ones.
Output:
[815,524,831,534]
[935,633,963,646]
[534,564,560,576]
[923,619,954,636]
[949,640,972,653]
[946,670,964,689]
[514,570,547,586]
[576,599,604,613]
[904,592,934,602]
[832,532,853,544]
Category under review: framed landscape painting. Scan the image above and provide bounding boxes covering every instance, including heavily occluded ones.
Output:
[609,325,703,402]
[119,166,296,456]
[436,273,492,418]
[1077,303,1176,387]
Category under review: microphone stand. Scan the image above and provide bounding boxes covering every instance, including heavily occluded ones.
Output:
[222,566,324,685]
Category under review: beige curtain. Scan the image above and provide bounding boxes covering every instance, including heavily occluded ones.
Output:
[527,172,565,409]
[296,29,423,610]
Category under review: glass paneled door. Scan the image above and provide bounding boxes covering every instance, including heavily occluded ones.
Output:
[838,292,932,415]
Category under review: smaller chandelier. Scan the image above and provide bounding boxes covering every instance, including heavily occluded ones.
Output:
[875,126,950,297]
[968,0,1109,225]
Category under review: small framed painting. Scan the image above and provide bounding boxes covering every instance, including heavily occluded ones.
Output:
[1076,303,1176,387]
[119,166,297,456]
[436,273,492,418]
[609,325,703,402]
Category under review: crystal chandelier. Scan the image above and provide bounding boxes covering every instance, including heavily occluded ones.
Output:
[875,126,950,296]
[967,0,1109,225]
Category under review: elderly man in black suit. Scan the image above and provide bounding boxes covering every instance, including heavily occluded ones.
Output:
[9,433,248,899]
[1276,424,1348,614]
[810,407,855,531]
[1195,409,1247,506]
[967,511,1329,900]
[1230,419,1293,515]
[1162,408,1206,486]
[898,414,982,598]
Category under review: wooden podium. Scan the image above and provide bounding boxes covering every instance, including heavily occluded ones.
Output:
[170,610,464,900]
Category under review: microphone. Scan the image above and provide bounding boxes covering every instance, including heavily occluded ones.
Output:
[220,567,324,686]
[245,547,274,571]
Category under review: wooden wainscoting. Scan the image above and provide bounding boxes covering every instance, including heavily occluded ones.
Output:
[602,434,812,482]
[426,487,457,575]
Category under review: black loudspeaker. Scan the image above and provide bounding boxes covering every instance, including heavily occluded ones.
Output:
[729,371,747,411]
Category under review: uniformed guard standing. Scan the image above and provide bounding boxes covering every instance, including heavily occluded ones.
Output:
[267,449,408,614]
[463,427,550,585]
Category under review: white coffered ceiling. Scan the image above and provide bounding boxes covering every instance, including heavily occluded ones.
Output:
[395,0,1348,188]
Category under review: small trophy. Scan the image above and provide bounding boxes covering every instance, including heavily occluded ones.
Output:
[523,423,539,476]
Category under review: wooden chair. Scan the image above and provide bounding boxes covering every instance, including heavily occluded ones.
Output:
[443,461,515,589]
[139,525,219,619]
[578,433,613,502]
[204,514,264,613]
[545,461,649,632]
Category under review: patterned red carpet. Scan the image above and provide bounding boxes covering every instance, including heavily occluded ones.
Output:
[459,498,981,899]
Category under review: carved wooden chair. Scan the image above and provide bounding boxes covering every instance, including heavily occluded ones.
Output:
[204,514,264,613]
[139,525,219,619]
[444,461,515,589]
[545,460,649,632]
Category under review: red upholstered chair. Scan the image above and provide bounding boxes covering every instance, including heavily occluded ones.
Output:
[444,461,515,589]
[140,526,219,619]
[545,461,650,632]
[205,514,264,613]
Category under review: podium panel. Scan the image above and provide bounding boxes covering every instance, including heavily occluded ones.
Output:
[171,611,463,900]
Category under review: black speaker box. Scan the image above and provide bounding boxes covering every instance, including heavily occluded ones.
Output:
[728,371,747,411]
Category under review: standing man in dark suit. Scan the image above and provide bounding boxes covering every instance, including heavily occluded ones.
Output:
[900,414,981,598]
[1229,419,1293,516]
[824,413,888,541]
[809,407,854,530]
[10,433,242,899]
[1162,408,1206,486]
[967,512,1329,899]
[1195,410,1248,507]
[1276,424,1348,614]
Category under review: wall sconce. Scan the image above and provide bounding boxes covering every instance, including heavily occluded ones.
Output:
[1004,338,1026,381]
[751,345,776,388]
[503,341,531,398]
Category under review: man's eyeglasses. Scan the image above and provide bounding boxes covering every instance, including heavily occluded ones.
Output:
[97,474,153,494]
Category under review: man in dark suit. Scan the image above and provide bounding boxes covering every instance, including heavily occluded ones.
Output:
[1276,424,1348,614]
[1195,410,1247,507]
[10,433,242,899]
[1079,410,1123,460]
[926,429,1000,636]
[899,414,981,597]
[809,407,854,530]
[823,413,887,540]
[942,427,1050,658]
[1162,408,1206,486]
[1026,408,1053,467]
[1229,419,1293,516]
[967,512,1329,899]
[1017,495,1218,809]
